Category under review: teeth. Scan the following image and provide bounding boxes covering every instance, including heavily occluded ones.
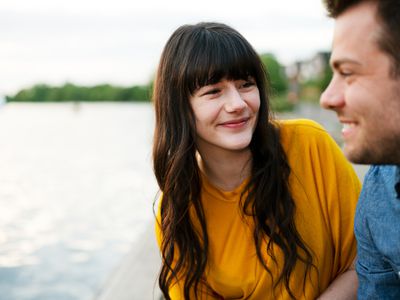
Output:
[343,123,354,129]
[342,123,355,134]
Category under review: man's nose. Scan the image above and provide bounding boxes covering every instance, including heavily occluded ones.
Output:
[320,77,345,110]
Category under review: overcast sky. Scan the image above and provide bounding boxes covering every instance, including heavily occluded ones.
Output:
[1,0,334,96]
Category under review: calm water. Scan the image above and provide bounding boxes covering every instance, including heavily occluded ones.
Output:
[0,103,158,300]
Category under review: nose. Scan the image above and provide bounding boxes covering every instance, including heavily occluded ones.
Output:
[224,85,246,113]
[320,76,345,111]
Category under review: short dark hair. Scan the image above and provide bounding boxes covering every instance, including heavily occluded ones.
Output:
[324,0,400,77]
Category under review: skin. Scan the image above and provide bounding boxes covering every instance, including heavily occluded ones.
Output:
[320,1,400,164]
[190,77,259,190]
[318,259,357,300]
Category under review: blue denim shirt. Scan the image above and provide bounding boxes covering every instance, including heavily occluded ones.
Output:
[355,165,400,299]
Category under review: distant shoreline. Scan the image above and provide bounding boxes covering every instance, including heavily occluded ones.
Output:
[6,83,152,103]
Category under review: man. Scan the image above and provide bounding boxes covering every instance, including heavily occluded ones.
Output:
[320,0,400,298]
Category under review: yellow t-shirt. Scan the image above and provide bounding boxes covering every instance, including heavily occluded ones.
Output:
[156,119,361,299]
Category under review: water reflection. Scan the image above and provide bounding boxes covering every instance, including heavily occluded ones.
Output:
[0,103,157,299]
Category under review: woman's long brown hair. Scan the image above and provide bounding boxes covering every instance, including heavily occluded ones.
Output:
[152,22,314,299]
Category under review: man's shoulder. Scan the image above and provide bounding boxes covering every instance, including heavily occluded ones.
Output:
[359,165,400,211]
[363,165,399,185]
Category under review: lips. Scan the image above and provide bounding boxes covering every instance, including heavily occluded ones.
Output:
[339,119,357,138]
[219,117,249,128]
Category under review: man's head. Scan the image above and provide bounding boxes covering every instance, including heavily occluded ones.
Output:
[321,0,400,164]
[325,0,400,76]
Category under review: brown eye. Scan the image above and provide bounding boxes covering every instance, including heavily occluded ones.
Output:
[197,86,220,97]
[339,69,353,77]
[239,79,256,89]
[242,81,255,88]
[205,89,221,95]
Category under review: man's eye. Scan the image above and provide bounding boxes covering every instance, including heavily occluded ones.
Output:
[339,70,353,77]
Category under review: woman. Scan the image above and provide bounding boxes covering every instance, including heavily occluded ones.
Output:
[152,22,360,299]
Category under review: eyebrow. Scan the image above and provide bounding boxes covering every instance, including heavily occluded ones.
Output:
[331,59,362,69]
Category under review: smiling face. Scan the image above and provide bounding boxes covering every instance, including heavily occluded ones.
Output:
[190,77,260,157]
[320,1,400,164]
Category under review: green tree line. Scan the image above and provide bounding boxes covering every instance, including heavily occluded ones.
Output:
[6,83,152,102]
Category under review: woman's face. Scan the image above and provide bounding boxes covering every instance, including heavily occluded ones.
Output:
[190,77,260,156]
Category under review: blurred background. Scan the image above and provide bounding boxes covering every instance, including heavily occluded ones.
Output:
[1,0,361,299]
[1,0,335,101]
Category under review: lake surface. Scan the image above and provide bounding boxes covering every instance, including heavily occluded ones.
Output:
[0,103,158,300]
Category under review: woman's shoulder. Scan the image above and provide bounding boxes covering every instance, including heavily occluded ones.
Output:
[277,118,327,135]
[276,118,332,147]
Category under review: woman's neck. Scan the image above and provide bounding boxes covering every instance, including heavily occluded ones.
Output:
[197,148,252,191]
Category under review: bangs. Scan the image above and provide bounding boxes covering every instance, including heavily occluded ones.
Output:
[184,28,262,94]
